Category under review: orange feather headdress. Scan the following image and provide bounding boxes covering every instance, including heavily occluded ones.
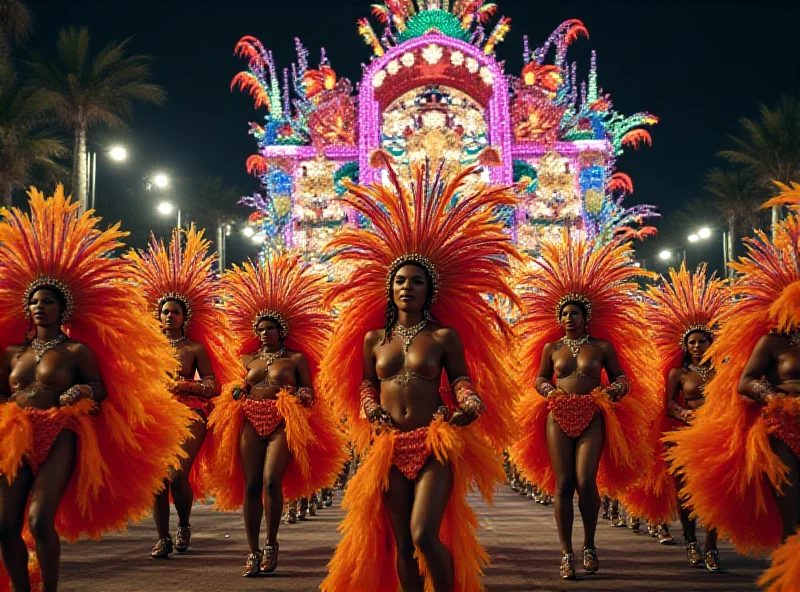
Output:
[125,225,240,386]
[666,212,800,554]
[516,229,657,388]
[647,262,728,371]
[320,159,522,452]
[223,253,332,375]
[0,187,192,540]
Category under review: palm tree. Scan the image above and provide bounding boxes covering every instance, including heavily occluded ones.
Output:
[704,167,766,274]
[719,96,800,234]
[29,27,165,210]
[0,0,32,53]
[0,60,67,208]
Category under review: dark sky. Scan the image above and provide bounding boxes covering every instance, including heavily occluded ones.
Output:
[26,1,800,271]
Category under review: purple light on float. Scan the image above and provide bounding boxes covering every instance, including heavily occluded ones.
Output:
[358,34,513,187]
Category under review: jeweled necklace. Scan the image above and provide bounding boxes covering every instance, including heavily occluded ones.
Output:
[169,335,187,348]
[560,334,590,359]
[30,333,67,364]
[256,345,285,368]
[688,364,714,382]
[394,319,427,353]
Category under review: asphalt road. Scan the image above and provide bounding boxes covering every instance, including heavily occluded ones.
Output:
[59,488,769,591]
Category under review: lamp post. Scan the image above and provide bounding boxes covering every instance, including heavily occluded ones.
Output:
[86,145,128,211]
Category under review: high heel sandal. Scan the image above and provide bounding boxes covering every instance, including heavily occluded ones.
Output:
[175,525,191,553]
[583,547,599,574]
[150,536,173,559]
[243,551,263,577]
[704,548,722,572]
[657,525,675,545]
[261,541,279,573]
[685,541,703,567]
[560,552,576,580]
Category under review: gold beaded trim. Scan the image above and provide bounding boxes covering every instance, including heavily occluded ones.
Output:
[253,309,289,339]
[385,254,439,304]
[24,277,75,322]
[157,292,194,328]
[556,293,592,323]
[681,323,712,352]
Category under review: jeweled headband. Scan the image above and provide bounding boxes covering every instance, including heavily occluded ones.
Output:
[681,323,713,353]
[24,277,75,322]
[253,309,289,339]
[157,292,194,328]
[385,254,439,304]
[556,293,593,323]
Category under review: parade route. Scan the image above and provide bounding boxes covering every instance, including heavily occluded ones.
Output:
[60,488,769,592]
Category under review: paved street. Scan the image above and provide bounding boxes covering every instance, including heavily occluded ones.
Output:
[60,488,769,591]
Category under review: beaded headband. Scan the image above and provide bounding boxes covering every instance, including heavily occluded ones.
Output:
[385,254,439,305]
[24,277,75,322]
[157,292,194,329]
[681,323,713,353]
[556,293,593,323]
[253,309,289,339]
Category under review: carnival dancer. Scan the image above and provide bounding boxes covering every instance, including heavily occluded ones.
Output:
[206,253,347,577]
[666,189,799,559]
[667,183,800,589]
[127,226,239,558]
[511,230,659,580]
[622,263,727,570]
[0,187,193,591]
[320,158,520,592]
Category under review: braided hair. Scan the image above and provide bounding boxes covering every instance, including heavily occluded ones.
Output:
[383,261,435,344]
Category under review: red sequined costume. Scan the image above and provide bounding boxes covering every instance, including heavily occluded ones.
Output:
[665,196,800,556]
[510,230,661,498]
[126,225,240,498]
[0,187,193,589]
[320,159,520,592]
[620,263,728,524]
[206,253,348,510]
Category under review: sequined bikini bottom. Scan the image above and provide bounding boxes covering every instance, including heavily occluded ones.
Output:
[548,394,598,439]
[763,403,800,459]
[24,408,76,475]
[243,397,284,438]
[392,427,432,481]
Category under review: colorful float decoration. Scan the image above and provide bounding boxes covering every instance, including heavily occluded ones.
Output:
[233,0,658,260]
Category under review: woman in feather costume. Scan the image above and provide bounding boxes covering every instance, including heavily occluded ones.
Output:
[206,253,347,577]
[667,183,800,591]
[0,187,192,591]
[511,230,659,580]
[126,226,239,558]
[319,157,520,592]
[620,263,728,570]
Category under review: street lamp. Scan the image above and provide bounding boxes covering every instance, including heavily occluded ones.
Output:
[153,173,169,189]
[687,234,699,243]
[658,249,673,261]
[157,201,181,229]
[698,227,712,240]
[242,226,255,238]
[252,233,266,245]
[109,146,128,162]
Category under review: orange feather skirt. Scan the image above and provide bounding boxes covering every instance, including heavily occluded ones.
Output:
[205,387,348,509]
[511,387,653,497]
[320,418,505,592]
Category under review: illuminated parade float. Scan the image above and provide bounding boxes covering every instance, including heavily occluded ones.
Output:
[233,0,658,261]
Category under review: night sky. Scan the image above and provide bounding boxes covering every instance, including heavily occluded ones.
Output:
[25,1,800,271]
